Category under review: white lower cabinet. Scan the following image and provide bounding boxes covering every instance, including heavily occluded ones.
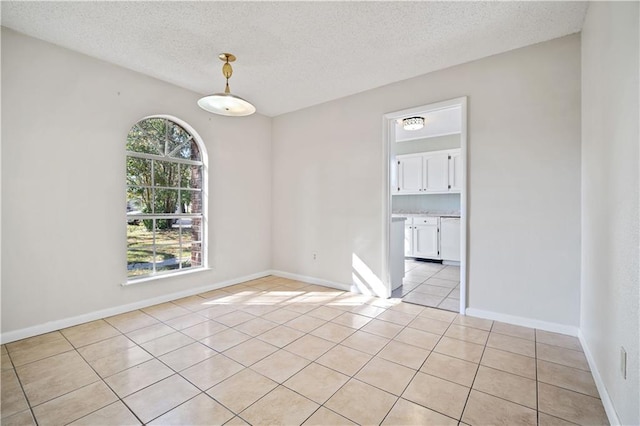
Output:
[440,217,461,262]
[413,217,440,258]
[403,215,460,262]
[405,217,440,259]
[404,222,413,257]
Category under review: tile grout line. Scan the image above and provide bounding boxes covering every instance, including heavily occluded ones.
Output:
[456,319,491,423]
[210,351,332,423]
[59,330,147,426]
[379,311,461,425]
[400,266,460,312]
[4,349,40,426]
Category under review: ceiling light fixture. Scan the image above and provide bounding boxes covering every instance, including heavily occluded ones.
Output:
[402,116,425,131]
[197,53,256,116]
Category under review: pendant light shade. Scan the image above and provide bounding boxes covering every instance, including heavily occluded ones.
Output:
[197,93,256,116]
[403,116,425,131]
[198,53,256,116]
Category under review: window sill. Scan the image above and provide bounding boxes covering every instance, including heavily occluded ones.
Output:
[123,267,211,286]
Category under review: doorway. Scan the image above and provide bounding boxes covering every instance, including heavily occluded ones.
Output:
[382,97,468,314]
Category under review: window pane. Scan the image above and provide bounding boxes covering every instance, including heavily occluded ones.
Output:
[155,244,181,273]
[187,218,201,239]
[179,222,201,270]
[175,220,193,241]
[127,223,155,277]
[127,123,162,155]
[153,189,180,215]
[181,165,202,190]
[180,164,202,214]
[190,217,203,242]
[166,122,193,158]
[128,263,153,278]
[127,157,152,187]
[154,160,180,188]
[127,188,151,215]
[154,224,180,272]
[154,228,180,247]
[186,242,203,268]
[177,190,200,214]
[171,139,201,162]
[138,118,167,154]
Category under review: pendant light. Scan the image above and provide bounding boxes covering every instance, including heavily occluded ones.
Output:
[198,53,256,116]
[402,116,425,131]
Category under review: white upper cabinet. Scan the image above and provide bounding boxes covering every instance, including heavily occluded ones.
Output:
[448,150,463,192]
[424,152,449,192]
[397,156,423,194]
[395,148,461,194]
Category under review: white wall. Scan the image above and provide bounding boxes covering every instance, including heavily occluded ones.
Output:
[1,28,272,335]
[272,35,582,327]
[581,3,640,424]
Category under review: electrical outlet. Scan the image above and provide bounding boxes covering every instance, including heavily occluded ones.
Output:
[620,347,627,379]
[313,253,317,260]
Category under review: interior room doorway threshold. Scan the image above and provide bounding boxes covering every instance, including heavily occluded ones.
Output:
[392,259,460,312]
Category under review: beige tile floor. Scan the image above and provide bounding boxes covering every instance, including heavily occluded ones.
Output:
[394,261,461,312]
[1,276,608,425]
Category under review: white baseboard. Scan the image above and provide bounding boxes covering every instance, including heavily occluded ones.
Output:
[465,308,579,336]
[0,270,272,344]
[269,270,353,293]
[578,330,621,426]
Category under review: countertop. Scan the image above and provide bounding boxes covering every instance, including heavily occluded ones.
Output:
[392,211,461,218]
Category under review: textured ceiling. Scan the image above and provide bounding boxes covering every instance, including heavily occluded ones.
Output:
[1,1,588,117]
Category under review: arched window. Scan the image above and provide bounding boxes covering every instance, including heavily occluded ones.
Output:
[126,116,206,281]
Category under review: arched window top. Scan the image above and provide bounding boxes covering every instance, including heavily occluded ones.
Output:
[127,117,202,162]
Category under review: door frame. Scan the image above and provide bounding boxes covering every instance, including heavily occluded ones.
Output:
[381,96,468,314]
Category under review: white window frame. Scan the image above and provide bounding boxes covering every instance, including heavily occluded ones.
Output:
[125,115,208,284]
